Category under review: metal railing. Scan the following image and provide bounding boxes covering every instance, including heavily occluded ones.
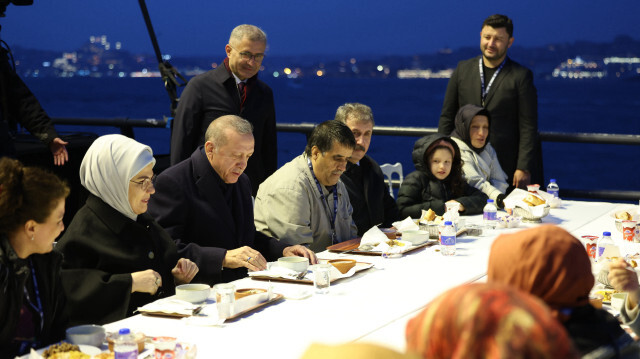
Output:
[50,117,640,202]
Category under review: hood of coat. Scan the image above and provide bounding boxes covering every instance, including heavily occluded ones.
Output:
[411,133,460,181]
[450,104,491,154]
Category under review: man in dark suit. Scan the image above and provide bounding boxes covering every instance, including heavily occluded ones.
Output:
[150,115,315,285]
[335,103,400,236]
[438,14,541,189]
[170,24,277,196]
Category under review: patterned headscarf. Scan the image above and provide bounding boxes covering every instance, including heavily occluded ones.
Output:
[487,225,594,309]
[80,134,155,220]
[301,343,419,359]
[406,282,577,359]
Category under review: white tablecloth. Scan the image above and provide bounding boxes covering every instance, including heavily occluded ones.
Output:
[103,200,622,358]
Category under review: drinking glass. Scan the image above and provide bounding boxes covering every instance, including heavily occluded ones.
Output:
[213,283,235,319]
[310,264,332,294]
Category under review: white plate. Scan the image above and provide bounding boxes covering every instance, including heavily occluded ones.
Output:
[20,344,102,358]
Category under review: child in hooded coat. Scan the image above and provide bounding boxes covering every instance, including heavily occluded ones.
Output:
[397,134,488,218]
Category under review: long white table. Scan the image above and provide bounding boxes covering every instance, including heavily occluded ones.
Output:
[103,200,623,358]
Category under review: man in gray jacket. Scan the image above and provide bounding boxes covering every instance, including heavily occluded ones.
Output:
[254,120,358,252]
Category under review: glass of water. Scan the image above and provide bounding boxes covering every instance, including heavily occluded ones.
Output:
[310,264,332,294]
[213,283,235,319]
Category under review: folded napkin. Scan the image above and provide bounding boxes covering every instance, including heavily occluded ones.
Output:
[392,216,419,232]
[137,298,199,316]
[248,262,310,280]
[310,263,358,281]
[182,290,271,325]
[504,188,547,217]
[358,226,390,249]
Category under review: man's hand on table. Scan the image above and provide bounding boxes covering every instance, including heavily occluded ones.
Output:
[283,245,318,265]
[512,169,531,189]
[223,246,267,271]
[608,258,640,309]
[172,258,199,285]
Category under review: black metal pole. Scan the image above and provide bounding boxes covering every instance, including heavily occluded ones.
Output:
[137,0,187,117]
[137,0,163,64]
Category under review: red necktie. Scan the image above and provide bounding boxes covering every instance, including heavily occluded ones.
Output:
[238,82,246,105]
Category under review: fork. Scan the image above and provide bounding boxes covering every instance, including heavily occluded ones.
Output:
[295,270,308,280]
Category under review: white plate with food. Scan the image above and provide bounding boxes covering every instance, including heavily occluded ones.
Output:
[20,343,102,358]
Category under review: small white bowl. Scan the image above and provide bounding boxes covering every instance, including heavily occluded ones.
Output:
[66,324,106,347]
[175,283,211,303]
[402,230,429,245]
[277,257,309,273]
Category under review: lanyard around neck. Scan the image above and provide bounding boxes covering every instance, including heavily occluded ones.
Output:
[479,57,506,106]
[307,158,339,245]
[18,258,44,353]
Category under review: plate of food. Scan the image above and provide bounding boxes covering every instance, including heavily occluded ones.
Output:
[609,206,639,232]
[327,238,434,256]
[21,342,103,358]
[592,289,620,305]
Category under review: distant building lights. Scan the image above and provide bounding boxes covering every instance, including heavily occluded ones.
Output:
[116,42,122,50]
[211,63,218,68]
[42,61,51,67]
[283,68,292,75]
[350,58,356,64]
[377,65,384,72]
[108,64,114,70]
[118,72,126,77]
[273,71,280,78]
[142,68,148,74]
[316,70,324,77]
[162,54,171,60]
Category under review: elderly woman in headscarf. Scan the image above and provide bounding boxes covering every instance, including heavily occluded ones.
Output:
[56,135,198,325]
[449,104,509,208]
[488,225,640,357]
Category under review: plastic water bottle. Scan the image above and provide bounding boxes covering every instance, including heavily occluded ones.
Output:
[114,328,138,359]
[440,221,456,256]
[596,231,620,263]
[483,199,498,229]
[547,179,559,198]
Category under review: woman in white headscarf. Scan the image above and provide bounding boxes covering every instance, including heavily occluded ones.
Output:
[56,135,198,325]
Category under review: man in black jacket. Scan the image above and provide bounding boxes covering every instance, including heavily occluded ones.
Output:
[170,24,276,196]
[335,103,400,236]
[438,14,542,189]
[152,115,315,285]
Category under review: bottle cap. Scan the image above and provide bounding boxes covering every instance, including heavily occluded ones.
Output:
[487,199,494,203]
[119,328,131,335]
[603,231,611,237]
[444,221,453,225]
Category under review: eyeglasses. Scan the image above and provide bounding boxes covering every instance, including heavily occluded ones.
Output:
[130,174,156,191]
[230,45,265,62]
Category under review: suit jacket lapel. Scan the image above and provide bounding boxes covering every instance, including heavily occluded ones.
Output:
[191,149,236,235]
[213,64,241,112]
[470,56,483,104]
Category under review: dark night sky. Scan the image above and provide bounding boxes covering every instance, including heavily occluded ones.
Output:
[1,0,638,57]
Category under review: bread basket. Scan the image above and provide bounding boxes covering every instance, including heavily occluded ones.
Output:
[513,205,551,223]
